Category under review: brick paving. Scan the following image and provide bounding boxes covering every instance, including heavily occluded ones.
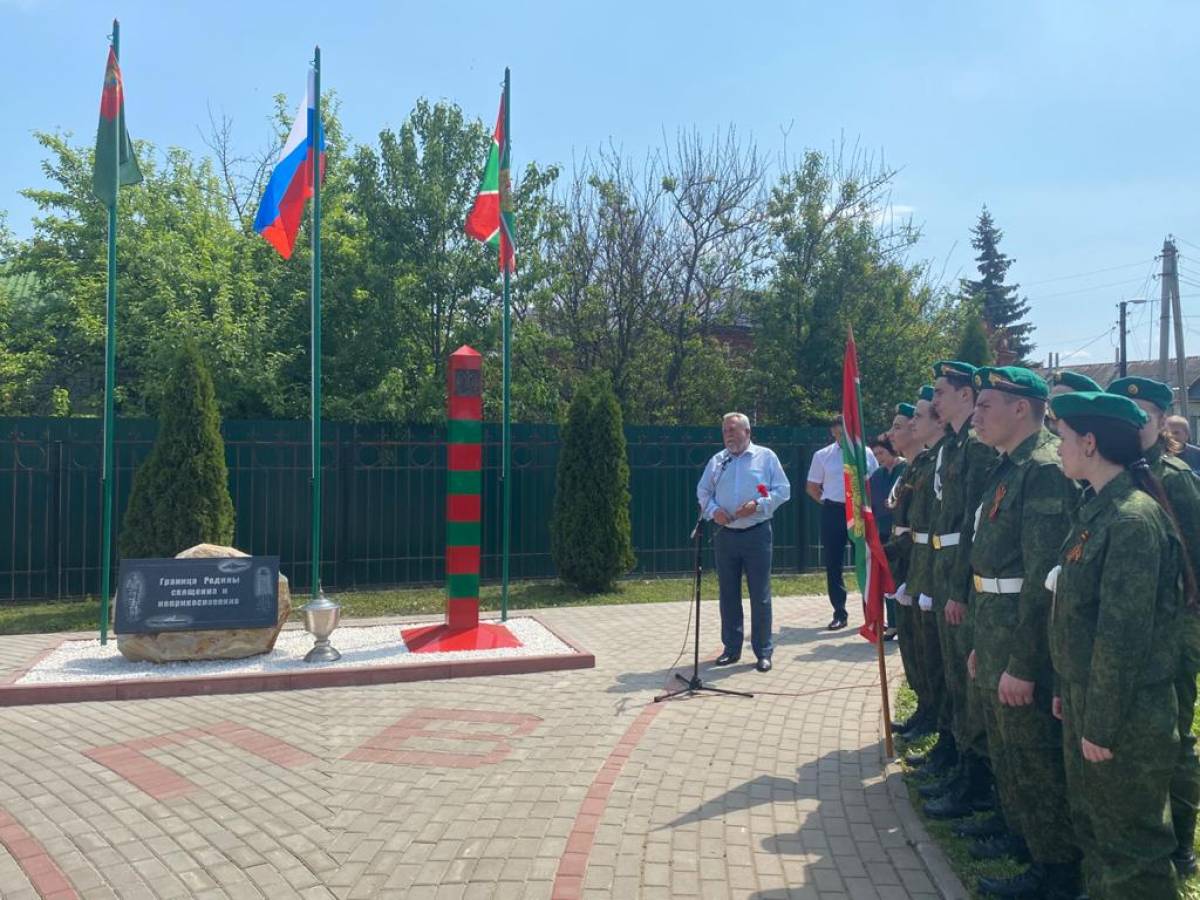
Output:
[0,596,955,899]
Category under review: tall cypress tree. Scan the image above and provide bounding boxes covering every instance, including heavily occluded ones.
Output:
[551,377,636,592]
[119,342,235,559]
[955,307,994,368]
[959,206,1034,363]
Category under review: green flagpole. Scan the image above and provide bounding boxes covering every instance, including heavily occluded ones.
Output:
[98,18,121,646]
[501,67,511,623]
[310,46,323,599]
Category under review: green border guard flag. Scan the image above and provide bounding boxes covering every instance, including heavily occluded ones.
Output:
[92,45,142,207]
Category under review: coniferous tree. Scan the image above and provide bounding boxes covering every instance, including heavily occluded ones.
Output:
[956,308,994,368]
[551,377,636,592]
[959,206,1034,363]
[119,342,235,558]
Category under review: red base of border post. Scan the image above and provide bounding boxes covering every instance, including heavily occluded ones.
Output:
[400,622,522,653]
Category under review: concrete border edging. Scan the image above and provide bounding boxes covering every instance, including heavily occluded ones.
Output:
[885,759,969,900]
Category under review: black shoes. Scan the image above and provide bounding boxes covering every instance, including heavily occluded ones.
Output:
[978,861,1081,899]
[714,653,741,666]
[756,658,772,673]
[924,755,993,820]
[952,814,1007,839]
[827,617,848,630]
[969,832,1030,863]
[1172,847,1197,877]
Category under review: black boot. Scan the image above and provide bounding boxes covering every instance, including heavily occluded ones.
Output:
[969,832,1030,862]
[1041,861,1083,900]
[952,813,1007,838]
[977,863,1047,898]
[925,754,991,820]
[917,765,964,800]
[914,731,957,777]
[1173,808,1197,877]
[902,707,936,741]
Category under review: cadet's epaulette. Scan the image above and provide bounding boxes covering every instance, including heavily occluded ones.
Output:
[1162,454,1192,475]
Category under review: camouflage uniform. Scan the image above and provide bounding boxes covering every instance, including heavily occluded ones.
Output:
[969,427,1076,864]
[931,418,996,757]
[884,451,924,706]
[1050,471,1182,898]
[905,442,946,725]
[1147,438,1200,855]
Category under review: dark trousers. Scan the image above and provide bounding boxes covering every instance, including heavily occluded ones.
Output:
[821,500,849,620]
[714,522,774,660]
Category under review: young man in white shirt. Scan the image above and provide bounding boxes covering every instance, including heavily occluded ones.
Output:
[806,414,878,629]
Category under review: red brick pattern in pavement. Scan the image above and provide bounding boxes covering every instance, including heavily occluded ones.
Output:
[0,809,79,899]
[0,596,950,899]
[342,707,542,769]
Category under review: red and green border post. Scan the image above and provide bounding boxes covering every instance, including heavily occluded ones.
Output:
[401,346,519,653]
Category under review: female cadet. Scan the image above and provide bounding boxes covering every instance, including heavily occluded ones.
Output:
[1110,375,1200,877]
[1049,391,1188,898]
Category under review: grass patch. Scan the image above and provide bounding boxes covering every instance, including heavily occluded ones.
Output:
[895,679,1200,898]
[0,571,832,636]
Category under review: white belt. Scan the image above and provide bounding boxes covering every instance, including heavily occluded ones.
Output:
[974,575,1024,594]
[932,532,961,550]
[894,526,911,535]
[913,531,930,545]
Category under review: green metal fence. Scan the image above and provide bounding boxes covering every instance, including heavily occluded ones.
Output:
[0,418,833,601]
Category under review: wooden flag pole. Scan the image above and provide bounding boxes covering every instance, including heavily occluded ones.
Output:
[877,624,894,758]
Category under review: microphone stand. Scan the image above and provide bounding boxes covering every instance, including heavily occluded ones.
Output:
[654,514,754,703]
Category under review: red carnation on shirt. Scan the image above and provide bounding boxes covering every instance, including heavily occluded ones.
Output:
[757,483,769,498]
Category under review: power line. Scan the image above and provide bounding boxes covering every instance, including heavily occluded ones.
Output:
[1022,259,1155,287]
[1028,276,1150,301]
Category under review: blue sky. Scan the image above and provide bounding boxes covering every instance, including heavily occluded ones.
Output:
[4,0,1199,365]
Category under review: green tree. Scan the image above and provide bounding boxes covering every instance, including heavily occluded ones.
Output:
[119,343,235,558]
[958,206,1034,363]
[551,377,636,591]
[753,146,958,425]
[955,306,994,367]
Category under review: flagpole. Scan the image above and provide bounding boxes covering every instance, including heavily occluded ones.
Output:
[877,614,894,757]
[500,67,511,623]
[310,46,323,599]
[98,18,121,646]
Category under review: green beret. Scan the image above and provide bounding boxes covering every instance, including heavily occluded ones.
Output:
[919,384,934,403]
[1049,390,1149,429]
[1107,376,1173,412]
[932,360,977,381]
[896,403,916,419]
[973,366,1049,400]
[1050,370,1102,393]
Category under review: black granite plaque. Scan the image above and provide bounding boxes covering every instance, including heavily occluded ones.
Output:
[454,367,482,397]
[114,556,280,634]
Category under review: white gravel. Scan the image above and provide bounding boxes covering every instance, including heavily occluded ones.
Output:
[16,617,576,685]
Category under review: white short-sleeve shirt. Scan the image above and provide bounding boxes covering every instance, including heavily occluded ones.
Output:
[807,442,878,503]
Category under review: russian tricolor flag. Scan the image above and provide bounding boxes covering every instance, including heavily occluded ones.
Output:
[254,70,326,259]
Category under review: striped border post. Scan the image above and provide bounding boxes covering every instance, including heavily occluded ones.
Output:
[447,346,482,631]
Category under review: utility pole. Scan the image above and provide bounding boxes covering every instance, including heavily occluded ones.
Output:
[1119,301,1127,378]
[1160,238,1173,385]
[1166,238,1189,419]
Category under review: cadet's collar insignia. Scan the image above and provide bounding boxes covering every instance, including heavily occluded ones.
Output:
[1065,529,1090,564]
[988,484,1007,521]
[1127,384,1139,396]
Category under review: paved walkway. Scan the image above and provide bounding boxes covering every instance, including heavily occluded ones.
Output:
[0,596,954,899]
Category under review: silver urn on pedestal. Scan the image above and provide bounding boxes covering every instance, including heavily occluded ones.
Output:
[303,590,342,662]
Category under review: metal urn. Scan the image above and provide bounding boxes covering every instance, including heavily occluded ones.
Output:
[303,590,342,662]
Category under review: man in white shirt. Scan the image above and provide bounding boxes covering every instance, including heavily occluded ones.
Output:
[696,412,791,672]
[806,414,879,630]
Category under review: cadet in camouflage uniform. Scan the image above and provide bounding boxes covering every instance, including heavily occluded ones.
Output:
[1046,370,1103,437]
[904,389,954,771]
[1050,390,1183,899]
[966,367,1080,898]
[884,403,931,737]
[923,361,998,820]
[1111,375,1200,877]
